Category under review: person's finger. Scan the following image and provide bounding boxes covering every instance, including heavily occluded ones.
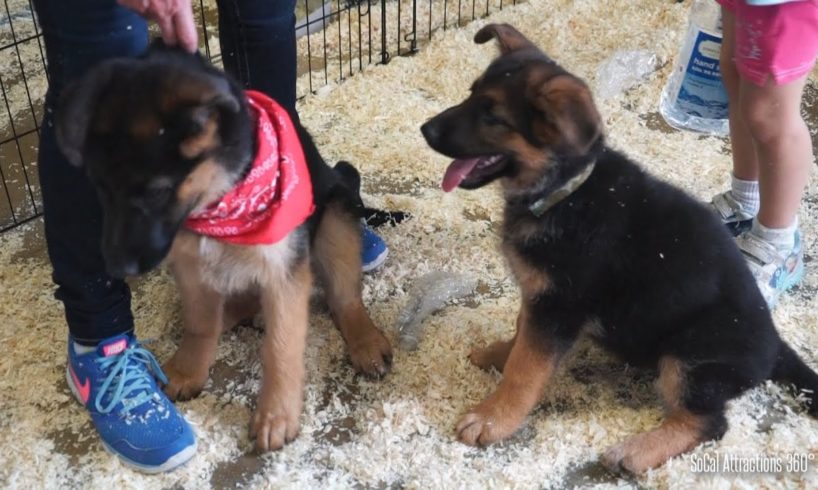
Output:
[173,4,198,53]
[119,0,197,51]
[155,12,178,47]
[117,0,149,14]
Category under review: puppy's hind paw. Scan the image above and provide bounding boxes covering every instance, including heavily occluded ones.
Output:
[601,435,661,475]
[601,443,631,475]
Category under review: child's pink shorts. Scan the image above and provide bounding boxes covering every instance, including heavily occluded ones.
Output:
[717,0,818,85]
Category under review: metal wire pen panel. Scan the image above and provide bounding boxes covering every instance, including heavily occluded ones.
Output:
[0,0,511,234]
[0,0,46,233]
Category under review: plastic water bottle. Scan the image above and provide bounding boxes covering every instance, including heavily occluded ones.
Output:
[659,0,729,136]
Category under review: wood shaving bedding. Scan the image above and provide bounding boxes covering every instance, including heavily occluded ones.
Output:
[1,1,817,488]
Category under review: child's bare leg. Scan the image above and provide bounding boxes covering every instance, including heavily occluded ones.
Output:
[720,8,759,183]
[739,74,812,229]
[715,2,811,308]
[734,74,810,308]
[713,7,760,227]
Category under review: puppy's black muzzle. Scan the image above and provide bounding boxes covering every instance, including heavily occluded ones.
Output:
[420,119,442,147]
[421,103,492,158]
[101,207,177,278]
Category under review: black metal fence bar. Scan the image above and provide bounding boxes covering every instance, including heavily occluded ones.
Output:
[1,0,44,233]
[0,0,513,234]
[3,0,40,222]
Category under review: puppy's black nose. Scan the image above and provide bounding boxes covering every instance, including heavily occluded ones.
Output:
[420,120,440,144]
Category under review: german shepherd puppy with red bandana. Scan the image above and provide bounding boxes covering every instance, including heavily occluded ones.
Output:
[56,44,392,452]
[421,23,818,473]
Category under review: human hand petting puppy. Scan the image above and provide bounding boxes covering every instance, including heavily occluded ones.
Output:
[118,0,198,53]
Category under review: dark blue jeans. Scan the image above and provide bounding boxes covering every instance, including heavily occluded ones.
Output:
[33,0,297,343]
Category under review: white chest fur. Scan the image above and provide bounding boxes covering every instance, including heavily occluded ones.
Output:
[168,229,302,295]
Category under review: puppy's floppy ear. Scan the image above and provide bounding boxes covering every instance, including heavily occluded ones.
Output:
[474,23,537,54]
[55,60,121,167]
[199,75,241,114]
[185,74,241,130]
[528,74,602,156]
[176,74,243,158]
[147,38,210,67]
[184,89,239,134]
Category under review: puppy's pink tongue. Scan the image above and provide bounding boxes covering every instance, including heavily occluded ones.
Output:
[442,158,479,192]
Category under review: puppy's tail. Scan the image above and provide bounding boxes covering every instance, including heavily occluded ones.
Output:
[771,342,818,416]
[333,160,412,226]
[334,160,362,195]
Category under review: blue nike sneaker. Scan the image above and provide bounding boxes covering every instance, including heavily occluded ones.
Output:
[361,222,388,273]
[66,333,196,473]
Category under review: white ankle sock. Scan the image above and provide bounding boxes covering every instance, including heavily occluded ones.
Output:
[73,341,96,355]
[751,217,798,252]
[731,174,760,216]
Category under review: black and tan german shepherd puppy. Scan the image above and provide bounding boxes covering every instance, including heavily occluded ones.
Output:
[56,44,392,452]
[421,23,818,473]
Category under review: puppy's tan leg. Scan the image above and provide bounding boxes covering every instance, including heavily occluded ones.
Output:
[602,410,710,474]
[602,357,715,474]
[457,309,562,445]
[163,260,225,401]
[469,338,514,373]
[469,315,522,372]
[313,203,392,377]
[250,258,311,452]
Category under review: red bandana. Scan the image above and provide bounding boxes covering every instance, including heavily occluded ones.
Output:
[185,90,314,245]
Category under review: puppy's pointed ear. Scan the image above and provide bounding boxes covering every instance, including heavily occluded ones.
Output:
[55,61,121,167]
[529,75,602,156]
[474,23,537,54]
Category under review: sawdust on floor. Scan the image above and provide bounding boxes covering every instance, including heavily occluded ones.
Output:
[1,0,818,488]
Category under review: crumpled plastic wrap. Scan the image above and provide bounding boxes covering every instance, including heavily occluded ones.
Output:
[595,49,658,100]
[395,271,478,351]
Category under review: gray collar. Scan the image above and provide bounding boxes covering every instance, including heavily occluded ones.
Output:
[528,162,596,217]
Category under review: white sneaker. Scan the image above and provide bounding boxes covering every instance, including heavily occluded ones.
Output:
[736,229,805,309]
[711,190,755,237]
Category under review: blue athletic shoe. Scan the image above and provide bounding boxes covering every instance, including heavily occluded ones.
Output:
[361,222,388,272]
[66,333,196,473]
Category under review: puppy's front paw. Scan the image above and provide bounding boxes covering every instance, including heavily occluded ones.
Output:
[250,403,301,452]
[455,400,523,446]
[162,356,208,401]
[348,330,393,378]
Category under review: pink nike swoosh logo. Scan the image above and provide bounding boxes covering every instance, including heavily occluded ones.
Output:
[69,365,91,405]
